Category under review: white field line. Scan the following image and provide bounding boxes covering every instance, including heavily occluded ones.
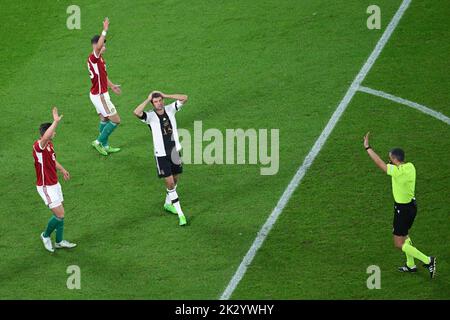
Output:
[219,0,412,300]
[358,86,450,125]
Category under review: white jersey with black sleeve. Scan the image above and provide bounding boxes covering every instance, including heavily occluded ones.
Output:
[138,100,184,157]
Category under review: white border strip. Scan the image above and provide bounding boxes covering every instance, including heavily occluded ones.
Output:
[358,86,450,125]
[219,0,412,300]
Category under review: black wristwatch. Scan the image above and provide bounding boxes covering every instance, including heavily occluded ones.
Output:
[365,146,372,150]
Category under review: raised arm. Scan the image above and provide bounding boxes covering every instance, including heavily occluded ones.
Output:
[40,107,63,149]
[94,18,109,56]
[163,93,188,104]
[133,94,152,118]
[364,132,387,173]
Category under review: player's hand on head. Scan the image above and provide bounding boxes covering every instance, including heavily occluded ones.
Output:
[151,90,164,97]
[148,91,157,100]
[103,17,109,31]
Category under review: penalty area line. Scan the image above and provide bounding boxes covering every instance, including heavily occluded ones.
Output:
[358,86,450,126]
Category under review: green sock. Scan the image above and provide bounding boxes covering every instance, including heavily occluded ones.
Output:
[99,120,108,134]
[97,121,118,146]
[44,215,60,238]
[56,218,65,243]
[404,238,415,268]
[402,239,430,265]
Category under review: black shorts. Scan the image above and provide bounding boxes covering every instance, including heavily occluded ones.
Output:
[155,149,183,178]
[392,199,417,236]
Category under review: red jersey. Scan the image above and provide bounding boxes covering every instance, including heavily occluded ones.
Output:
[87,51,108,95]
[33,141,58,186]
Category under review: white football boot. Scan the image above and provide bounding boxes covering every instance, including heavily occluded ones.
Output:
[40,232,54,253]
[55,240,77,249]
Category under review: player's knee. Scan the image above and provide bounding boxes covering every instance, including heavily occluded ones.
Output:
[53,207,64,218]
[112,116,121,125]
[166,180,176,190]
[52,203,64,218]
[394,239,404,249]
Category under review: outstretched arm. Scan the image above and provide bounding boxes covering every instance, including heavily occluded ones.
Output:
[94,18,109,56]
[364,132,387,173]
[40,107,63,149]
[55,161,70,181]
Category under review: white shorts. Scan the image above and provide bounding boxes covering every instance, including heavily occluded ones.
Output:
[37,183,64,209]
[89,91,117,117]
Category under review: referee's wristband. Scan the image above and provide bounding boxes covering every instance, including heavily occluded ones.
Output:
[102,30,107,37]
[365,146,372,150]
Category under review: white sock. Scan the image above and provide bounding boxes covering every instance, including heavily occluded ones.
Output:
[165,185,176,205]
[165,192,171,205]
[167,188,184,218]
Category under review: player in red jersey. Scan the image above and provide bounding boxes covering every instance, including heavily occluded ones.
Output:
[87,17,122,156]
[34,107,76,253]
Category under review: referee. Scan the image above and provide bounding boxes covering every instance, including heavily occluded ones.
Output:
[363,132,436,278]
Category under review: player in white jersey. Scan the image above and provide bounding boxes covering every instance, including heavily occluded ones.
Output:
[133,91,189,226]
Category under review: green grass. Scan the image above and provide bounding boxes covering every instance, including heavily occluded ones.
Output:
[0,0,448,299]
[233,0,450,299]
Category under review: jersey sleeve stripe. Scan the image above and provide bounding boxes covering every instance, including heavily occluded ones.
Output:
[138,112,147,120]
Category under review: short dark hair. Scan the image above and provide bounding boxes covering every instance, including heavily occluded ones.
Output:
[91,35,106,45]
[39,123,52,137]
[150,92,164,105]
[390,148,405,162]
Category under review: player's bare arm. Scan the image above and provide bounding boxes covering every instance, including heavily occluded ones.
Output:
[55,161,70,181]
[364,132,387,173]
[94,17,109,56]
[40,107,63,149]
[107,77,121,95]
[162,93,188,103]
[133,95,152,118]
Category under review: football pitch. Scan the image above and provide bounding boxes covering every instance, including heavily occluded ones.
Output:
[0,0,449,299]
